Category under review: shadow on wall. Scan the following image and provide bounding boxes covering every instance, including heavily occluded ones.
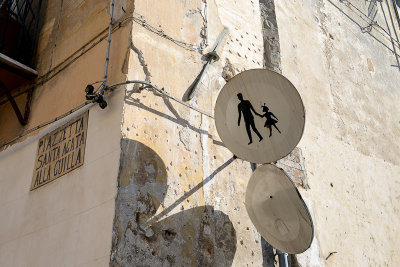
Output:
[327,0,400,57]
[124,90,225,147]
[111,139,237,266]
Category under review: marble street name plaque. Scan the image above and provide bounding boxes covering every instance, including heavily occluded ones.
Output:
[31,111,89,190]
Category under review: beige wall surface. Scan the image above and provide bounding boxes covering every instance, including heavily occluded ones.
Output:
[0,1,132,266]
[3,0,399,266]
[276,0,400,266]
[111,0,273,266]
[0,88,124,266]
[36,0,127,75]
[0,0,132,148]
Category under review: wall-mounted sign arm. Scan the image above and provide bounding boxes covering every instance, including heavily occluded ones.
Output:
[184,28,229,101]
[106,80,214,118]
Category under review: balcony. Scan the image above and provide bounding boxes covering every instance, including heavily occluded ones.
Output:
[0,0,43,125]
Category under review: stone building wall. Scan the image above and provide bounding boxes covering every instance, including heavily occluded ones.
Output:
[1,0,400,266]
[0,1,133,266]
[111,0,273,266]
[276,0,400,266]
[113,0,400,266]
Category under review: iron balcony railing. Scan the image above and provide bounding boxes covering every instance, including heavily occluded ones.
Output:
[0,0,42,68]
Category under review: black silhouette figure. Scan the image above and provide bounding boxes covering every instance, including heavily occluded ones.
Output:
[237,93,263,145]
[260,103,281,137]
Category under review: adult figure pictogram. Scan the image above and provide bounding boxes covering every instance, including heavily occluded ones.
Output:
[260,103,281,137]
[237,93,263,145]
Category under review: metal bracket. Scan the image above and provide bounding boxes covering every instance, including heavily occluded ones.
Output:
[361,20,377,33]
[0,80,31,125]
[184,28,229,101]
[204,51,220,62]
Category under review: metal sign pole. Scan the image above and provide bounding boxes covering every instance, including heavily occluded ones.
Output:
[277,249,289,267]
[253,162,292,267]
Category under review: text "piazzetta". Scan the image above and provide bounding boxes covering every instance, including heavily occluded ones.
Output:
[31,112,88,190]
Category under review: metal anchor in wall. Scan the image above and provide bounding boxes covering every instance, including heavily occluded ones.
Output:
[184,28,229,101]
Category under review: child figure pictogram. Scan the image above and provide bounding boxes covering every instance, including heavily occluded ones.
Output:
[259,103,281,137]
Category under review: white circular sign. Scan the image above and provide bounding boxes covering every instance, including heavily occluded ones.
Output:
[245,164,314,254]
[214,69,305,163]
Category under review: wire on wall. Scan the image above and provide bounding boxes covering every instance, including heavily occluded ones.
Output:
[122,13,207,52]
[1,4,211,148]
[0,101,94,149]
[108,80,214,118]
[0,10,208,107]
[47,11,207,86]
[340,0,400,47]
[100,0,116,95]
[0,80,213,149]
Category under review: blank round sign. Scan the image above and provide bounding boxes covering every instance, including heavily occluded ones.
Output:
[245,164,314,254]
[214,69,305,163]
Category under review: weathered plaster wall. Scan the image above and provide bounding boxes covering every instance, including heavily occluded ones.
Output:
[275,0,400,265]
[111,0,277,266]
[0,88,124,266]
[4,0,398,265]
[36,0,133,75]
[259,0,281,73]
[0,1,133,266]
[0,0,133,148]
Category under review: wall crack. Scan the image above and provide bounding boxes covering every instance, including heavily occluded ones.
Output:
[130,42,152,82]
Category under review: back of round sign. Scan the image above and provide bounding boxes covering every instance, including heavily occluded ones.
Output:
[245,164,314,254]
[214,69,305,164]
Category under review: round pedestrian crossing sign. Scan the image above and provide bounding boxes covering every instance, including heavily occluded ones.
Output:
[214,69,305,163]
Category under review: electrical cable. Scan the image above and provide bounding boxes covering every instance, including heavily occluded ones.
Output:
[123,13,207,52]
[89,80,106,86]
[381,0,400,69]
[44,12,206,88]
[1,10,208,107]
[1,5,211,148]
[340,0,400,47]
[1,80,214,149]
[107,80,214,118]
[100,0,116,95]
[0,101,94,150]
